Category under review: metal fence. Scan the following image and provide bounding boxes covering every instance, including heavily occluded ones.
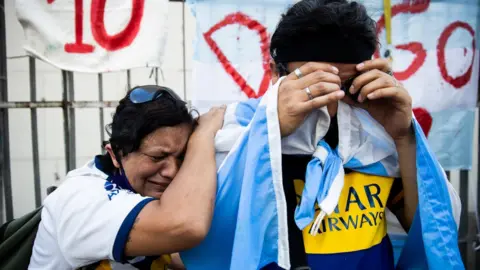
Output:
[0,59,122,216]
[0,0,187,223]
[0,0,479,268]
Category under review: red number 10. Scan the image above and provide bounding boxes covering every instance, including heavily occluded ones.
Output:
[51,0,145,53]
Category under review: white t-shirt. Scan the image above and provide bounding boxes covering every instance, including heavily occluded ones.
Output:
[28,158,170,270]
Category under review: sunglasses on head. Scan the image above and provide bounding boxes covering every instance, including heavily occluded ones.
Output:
[128,85,184,104]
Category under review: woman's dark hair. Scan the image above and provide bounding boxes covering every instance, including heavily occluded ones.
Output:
[100,86,197,172]
[270,0,378,75]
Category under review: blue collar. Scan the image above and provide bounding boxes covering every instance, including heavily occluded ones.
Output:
[94,155,136,192]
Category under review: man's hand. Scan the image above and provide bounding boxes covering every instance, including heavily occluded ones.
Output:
[349,59,413,142]
[351,59,418,226]
[278,62,344,137]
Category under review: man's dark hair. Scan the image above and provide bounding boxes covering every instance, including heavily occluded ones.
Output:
[100,87,197,172]
[270,0,378,72]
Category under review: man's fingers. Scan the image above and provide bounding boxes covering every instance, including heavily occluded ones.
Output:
[285,62,339,81]
[294,70,341,90]
[366,87,401,100]
[302,81,341,101]
[296,90,345,114]
[350,69,383,94]
[357,77,396,102]
[356,58,392,73]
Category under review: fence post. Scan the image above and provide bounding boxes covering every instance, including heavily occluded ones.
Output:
[0,0,13,222]
[62,71,76,172]
[29,57,41,207]
[98,73,105,152]
[476,78,480,269]
[182,0,187,99]
[127,70,131,89]
[459,170,469,264]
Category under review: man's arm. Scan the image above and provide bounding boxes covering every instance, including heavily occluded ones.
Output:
[124,108,224,257]
[392,129,418,231]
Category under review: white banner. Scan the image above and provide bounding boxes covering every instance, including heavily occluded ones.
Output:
[16,0,169,73]
[189,0,479,169]
[189,0,294,111]
[366,0,479,169]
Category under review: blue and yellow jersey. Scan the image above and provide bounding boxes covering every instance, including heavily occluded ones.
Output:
[267,154,404,270]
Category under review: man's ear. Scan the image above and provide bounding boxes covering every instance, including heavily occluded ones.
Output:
[105,144,121,169]
[270,60,280,84]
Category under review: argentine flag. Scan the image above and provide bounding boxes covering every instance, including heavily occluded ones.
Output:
[180,78,463,270]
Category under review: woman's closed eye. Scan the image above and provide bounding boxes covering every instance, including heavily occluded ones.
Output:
[177,153,186,162]
[143,153,168,162]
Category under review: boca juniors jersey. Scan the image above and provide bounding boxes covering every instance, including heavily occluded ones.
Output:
[274,154,404,270]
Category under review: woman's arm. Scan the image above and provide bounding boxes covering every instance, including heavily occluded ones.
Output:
[124,106,225,257]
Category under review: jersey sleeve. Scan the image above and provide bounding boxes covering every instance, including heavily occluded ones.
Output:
[46,176,155,268]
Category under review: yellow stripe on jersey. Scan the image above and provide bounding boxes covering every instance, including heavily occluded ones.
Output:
[151,255,172,270]
[294,172,394,254]
[95,260,112,270]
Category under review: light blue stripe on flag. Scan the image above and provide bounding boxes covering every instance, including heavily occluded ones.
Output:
[345,157,390,177]
[397,119,463,269]
[181,105,283,270]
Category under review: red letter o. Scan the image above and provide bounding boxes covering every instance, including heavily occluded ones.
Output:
[437,21,476,89]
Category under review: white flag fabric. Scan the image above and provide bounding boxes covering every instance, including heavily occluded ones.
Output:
[16,0,169,73]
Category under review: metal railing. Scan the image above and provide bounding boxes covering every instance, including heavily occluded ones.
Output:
[0,0,11,223]
[0,57,122,216]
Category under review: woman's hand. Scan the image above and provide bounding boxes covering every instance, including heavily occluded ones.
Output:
[277,62,344,137]
[349,59,413,142]
[194,106,226,137]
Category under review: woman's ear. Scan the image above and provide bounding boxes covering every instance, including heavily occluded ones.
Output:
[105,144,121,169]
[270,60,280,84]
